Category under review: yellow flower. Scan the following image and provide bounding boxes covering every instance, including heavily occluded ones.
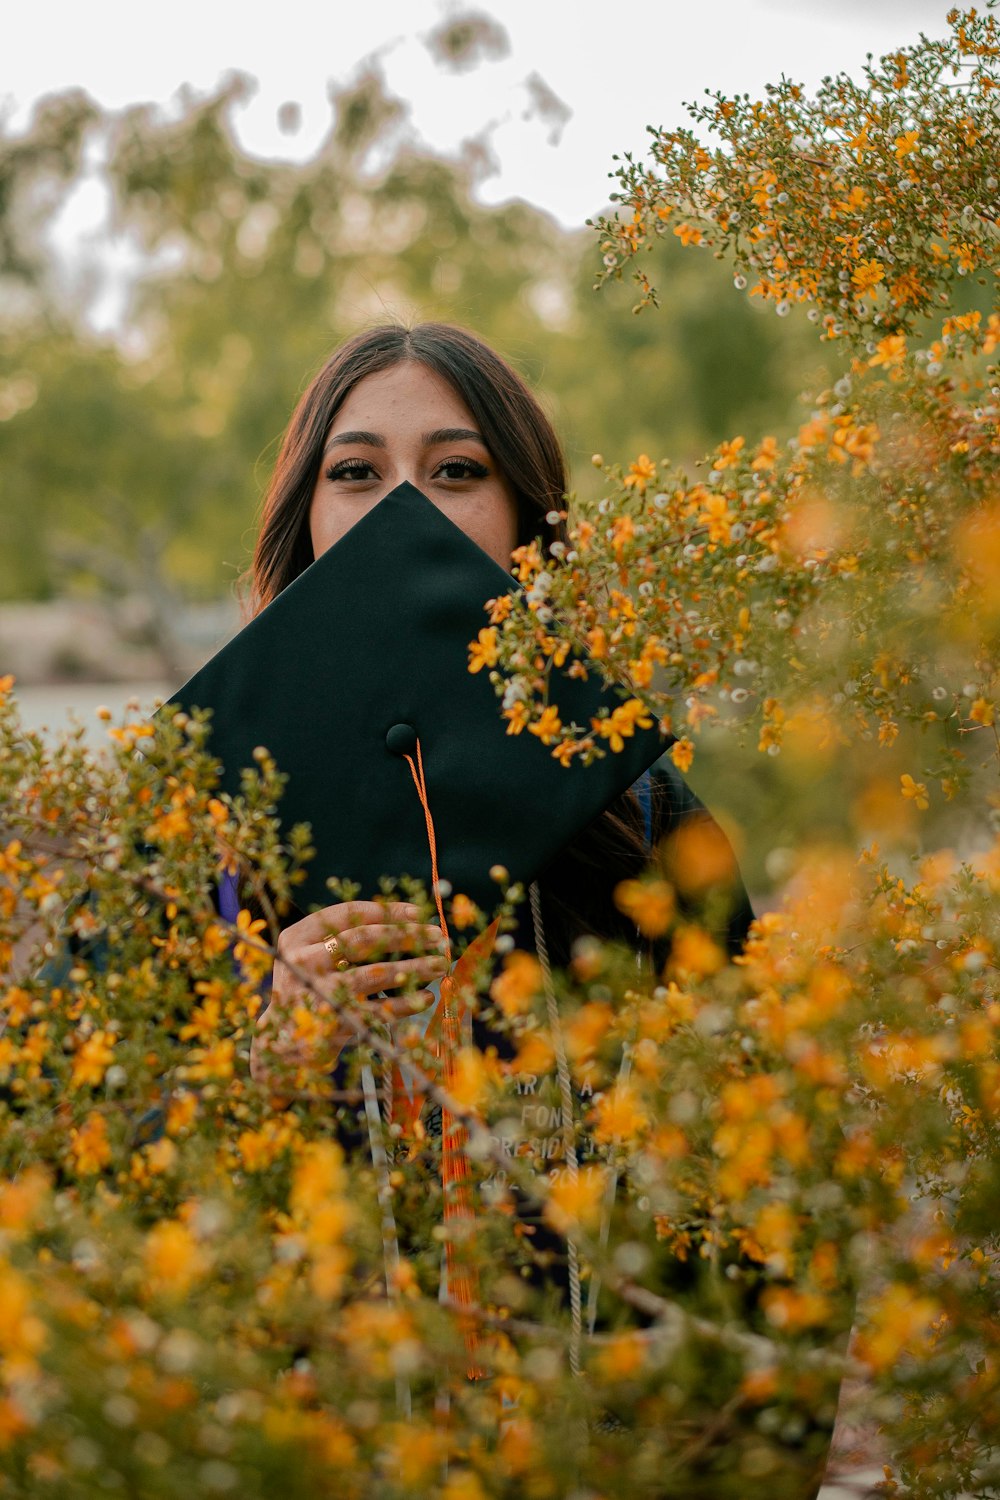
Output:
[107,721,155,749]
[511,541,542,582]
[490,951,542,1017]
[449,893,480,931]
[130,1137,178,1184]
[745,1202,798,1276]
[544,1165,608,1234]
[700,492,734,545]
[0,840,27,877]
[586,625,608,659]
[894,130,919,159]
[761,1286,830,1331]
[0,1166,50,1236]
[386,1423,448,1489]
[593,1334,646,1381]
[851,258,885,295]
[442,1472,487,1500]
[147,1138,177,1175]
[71,1030,116,1089]
[623,454,657,493]
[233,908,271,982]
[614,878,675,937]
[855,1284,940,1372]
[593,699,653,754]
[144,1220,208,1297]
[185,1038,235,1081]
[448,1046,490,1112]
[510,1030,555,1078]
[900,773,929,811]
[591,1082,648,1144]
[0,1262,47,1375]
[503,701,530,736]
[488,594,513,625]
[751,435,778,471]
[611,513,635,560]
[673,223,704,248]
[69,1113,112,1175]
[667,926,725,979]
[669,737,695,773]
[201,923,230,960]
[290,1140,348,1219]
[970,698,994,726]
[166,1092,198,1135]
[889,267,925,307]
[758,698,786,752]
[528,705,562,745]
[712,435,745,471]
[179,995,223,1044]
[305,1413,357,1466]
[237,1123,288,1173]
[740,1368,779,1405]
[565,1001,614,1064]
[660,816,737,897]
[628,636,668,690]
[468,627,500,675]
[869,333,907,368]
[552,736,584,766]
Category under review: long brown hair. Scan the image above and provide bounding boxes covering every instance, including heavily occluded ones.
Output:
[247,322,651,955]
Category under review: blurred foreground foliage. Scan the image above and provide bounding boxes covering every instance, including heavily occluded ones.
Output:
[8,678,1000,1498]
[1,7,999,1498]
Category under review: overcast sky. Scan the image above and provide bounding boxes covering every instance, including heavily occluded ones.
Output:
[5,0,957,228]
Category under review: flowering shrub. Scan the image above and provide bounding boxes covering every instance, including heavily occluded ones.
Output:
[1,11,999,1497]
[494,7,999,784]
[593,6,998,336]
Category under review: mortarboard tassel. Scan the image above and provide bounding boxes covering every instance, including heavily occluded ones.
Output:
[396,737,498,1380]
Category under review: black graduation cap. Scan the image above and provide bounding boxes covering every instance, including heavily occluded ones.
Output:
[167,482,667,916]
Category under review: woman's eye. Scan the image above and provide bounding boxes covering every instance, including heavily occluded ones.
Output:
[325,460,377,483]
[436,458,490,481]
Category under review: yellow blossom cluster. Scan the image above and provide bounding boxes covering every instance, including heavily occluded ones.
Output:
[596,11,999,338]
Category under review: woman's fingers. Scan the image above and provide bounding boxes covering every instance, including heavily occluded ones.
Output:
[368,988,438,1022]
[263,905,449,1079]
[275,907,446,984]
[270,949,447,1009]
[331,921,447,964]
[285,900,429,949]
[343,953,448,996]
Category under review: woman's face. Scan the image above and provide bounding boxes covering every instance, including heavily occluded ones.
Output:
[309,361,519,569]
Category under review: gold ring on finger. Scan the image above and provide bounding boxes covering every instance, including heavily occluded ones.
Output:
[323,933,351,972]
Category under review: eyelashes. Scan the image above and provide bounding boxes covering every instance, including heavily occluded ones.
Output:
[324,457,491,484]
[438,458,490,480]
[324,459,375,482]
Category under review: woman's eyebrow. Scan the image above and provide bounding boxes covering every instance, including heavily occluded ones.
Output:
[423,427,485,446]
[324,429,386,455]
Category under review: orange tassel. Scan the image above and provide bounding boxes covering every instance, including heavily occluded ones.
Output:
[399,740,499,1378]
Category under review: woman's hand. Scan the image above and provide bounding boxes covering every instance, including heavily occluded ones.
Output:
[250,900,449,1085]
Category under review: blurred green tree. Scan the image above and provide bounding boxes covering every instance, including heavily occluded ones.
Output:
[0,63,826,611]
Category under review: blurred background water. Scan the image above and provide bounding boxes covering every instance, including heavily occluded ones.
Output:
[14,682,172,746]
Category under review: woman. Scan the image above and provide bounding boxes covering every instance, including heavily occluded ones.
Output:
[245,322,754,1087]
[42,322,838,1493]
[231,324,853,1495]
